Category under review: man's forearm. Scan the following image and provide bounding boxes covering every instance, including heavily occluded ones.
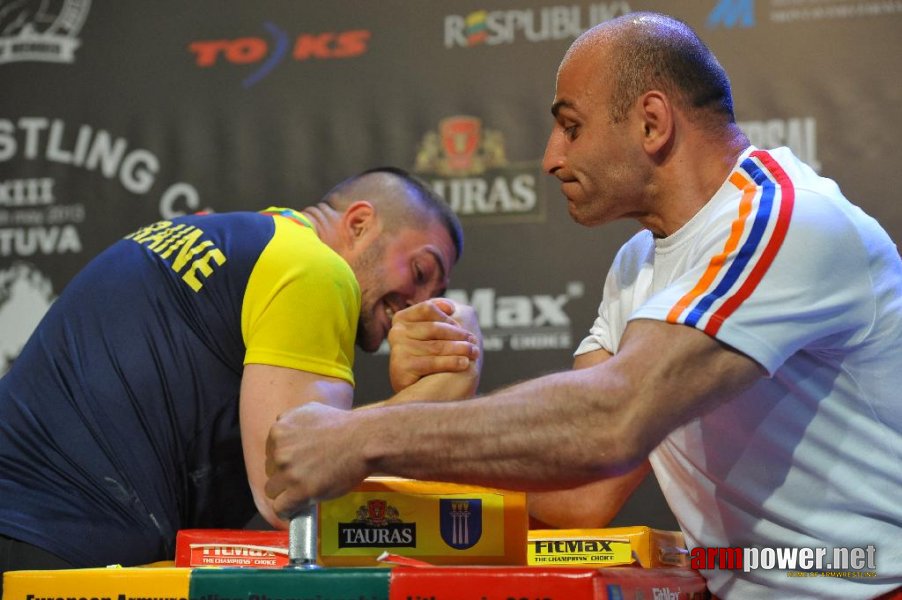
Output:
[358,367,641,490]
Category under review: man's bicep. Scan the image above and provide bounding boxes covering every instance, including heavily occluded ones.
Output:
[239,363,353,527]
[573,347,613,370]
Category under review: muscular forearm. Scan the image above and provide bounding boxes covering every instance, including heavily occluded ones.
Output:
[359,367,642,491]
[527,461,651,528]
[264,320,764,517]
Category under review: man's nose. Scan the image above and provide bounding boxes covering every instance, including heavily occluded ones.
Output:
[542,129,565,176]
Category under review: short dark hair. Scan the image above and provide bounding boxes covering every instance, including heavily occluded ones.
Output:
[603,13,736,124]
[324,166,464,262]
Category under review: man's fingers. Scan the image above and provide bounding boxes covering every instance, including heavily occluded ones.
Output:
[390,320,475,344]
[393,299,458,325]
[400,354,473,377]
[431,298,457,315]
[274,490,316,521]
[399,339,478,358]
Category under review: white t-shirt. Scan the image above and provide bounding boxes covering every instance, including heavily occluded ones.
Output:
[576,146,902,599]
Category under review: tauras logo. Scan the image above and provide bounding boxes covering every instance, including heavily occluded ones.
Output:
[446,282,583,352]
[413,116,543,222]
[0,0,91,64]
[338,499,416,548]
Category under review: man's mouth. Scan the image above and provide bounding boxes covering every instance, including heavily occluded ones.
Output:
[382,301,400,337]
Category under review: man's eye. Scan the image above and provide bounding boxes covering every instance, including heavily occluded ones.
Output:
[564,125,579,139]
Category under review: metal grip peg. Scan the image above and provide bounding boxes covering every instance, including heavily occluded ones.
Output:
[287,503,319,569]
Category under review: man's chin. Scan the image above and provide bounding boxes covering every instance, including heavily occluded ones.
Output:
[355,330,384,353]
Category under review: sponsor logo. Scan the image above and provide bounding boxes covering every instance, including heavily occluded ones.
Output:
[533,539,617,554]
[444,2,632,48]
[0,262,55,375]
[0,0,91,64]
[738,116,820,172]
[189,24,371,88]
[413,115,544,222]
[691,544,878,576]
[189,543,287,567]
[708,0,902,27]
[446,282,584,352]
[337,499,416,548]
[439,499,482,550]
[707,0,757,28]
[0,117,207,261]
[529,537,633,565]
[653,588,680,600]
[770,0,902,22]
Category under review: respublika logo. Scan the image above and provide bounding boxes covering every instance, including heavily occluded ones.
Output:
[0,0,92,64]
[707,0,757,28]
[444,2,632,48]
[439,499,482,550]
[413,115,544,222]
[188,24,371,88]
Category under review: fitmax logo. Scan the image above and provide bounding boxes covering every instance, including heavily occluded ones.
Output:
[707,0,756,28]
[446,283,584,352]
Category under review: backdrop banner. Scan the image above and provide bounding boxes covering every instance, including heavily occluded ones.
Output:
[2,0,900,530]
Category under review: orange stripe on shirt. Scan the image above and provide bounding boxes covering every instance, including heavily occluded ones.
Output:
[666,172,757,323]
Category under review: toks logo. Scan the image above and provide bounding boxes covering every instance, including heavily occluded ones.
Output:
[337,499,416,548]
[413,115,543,221]
[188,23,371,88]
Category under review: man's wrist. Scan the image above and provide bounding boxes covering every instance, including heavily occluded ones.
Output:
[356,407,392,475]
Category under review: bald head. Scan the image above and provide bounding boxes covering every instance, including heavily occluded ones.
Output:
[323,167,464,263]
[563,12,735,125]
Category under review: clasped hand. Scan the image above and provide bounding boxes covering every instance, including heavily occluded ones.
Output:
[264,298,483,520]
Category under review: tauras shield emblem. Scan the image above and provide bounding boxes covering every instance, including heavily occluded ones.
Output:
[367,499,388,525]
[440,116,481,171]
[439,498,482,550]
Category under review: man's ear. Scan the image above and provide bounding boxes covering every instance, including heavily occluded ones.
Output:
[341,200,378,247]
[639,90,673,156]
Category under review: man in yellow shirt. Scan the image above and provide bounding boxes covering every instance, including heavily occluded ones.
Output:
[0,167,480,572]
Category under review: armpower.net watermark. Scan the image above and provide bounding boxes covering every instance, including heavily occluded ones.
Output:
[690,545,877,578]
